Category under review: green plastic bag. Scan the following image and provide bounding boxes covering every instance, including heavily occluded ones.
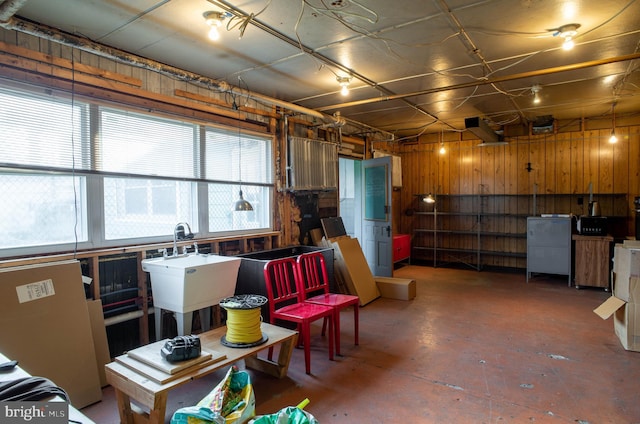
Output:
[171,366,255,424]
[170,406,224,424]
[248,400,318,424]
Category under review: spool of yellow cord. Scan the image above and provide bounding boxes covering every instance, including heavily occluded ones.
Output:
[219,295,269,348]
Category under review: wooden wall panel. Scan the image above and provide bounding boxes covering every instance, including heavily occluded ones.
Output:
[449,141,461,195]
[460,140,474,194]
[613,127,630,194]
[598,129,614,194]
[556,132,571,193]
[570,129,584,194]
[629,126,640,238]
[585,130,600,193]
[406,123,640,269]
[544,134,557,194]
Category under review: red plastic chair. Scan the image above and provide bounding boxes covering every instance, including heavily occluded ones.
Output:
[296,252,359,356]
[263,257,334,374]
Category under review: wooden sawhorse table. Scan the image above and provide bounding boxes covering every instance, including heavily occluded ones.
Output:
[105,323,298,424]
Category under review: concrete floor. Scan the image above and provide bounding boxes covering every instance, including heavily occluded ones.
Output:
[81,266,640,423]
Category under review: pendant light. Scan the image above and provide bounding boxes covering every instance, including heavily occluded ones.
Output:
[609,102,618,144]
[234,129,253,211]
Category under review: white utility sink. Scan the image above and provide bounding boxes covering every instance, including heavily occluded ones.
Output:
[142,254,241,313]
[142,253,241,339]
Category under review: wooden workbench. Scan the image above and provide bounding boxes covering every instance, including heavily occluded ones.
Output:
[105,323,298,424]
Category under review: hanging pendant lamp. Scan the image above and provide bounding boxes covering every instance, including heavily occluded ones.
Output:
[233,129,253,211]
[234,189,253,211]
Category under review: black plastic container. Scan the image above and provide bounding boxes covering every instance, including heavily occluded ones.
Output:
[233,246,335,321]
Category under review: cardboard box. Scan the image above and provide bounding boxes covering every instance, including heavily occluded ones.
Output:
[0,260,102,407]
[594,297,640,351]
[594,244,640,352]
[375,277,416,301]
[612,244,640,302]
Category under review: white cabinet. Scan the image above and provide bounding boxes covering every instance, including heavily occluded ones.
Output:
[526,217,572,286]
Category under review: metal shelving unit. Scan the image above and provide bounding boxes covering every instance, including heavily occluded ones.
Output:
[412,189,629,271]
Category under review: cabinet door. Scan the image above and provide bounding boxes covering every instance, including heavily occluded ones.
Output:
[527,217,571,275]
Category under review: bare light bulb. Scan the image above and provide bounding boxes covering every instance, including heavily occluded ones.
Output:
[439,144,446,154]
[562,37,575,50]
[204,11,224,41]
[208,26,220,41]
[337,76,351,96]
[609,130,618,144]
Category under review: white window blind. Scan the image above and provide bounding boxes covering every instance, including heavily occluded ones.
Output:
[99,108,199,179]
[0,87,87,170]
[205,128,272,184]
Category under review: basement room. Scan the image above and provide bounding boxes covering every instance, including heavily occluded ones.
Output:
[1,0,639,423]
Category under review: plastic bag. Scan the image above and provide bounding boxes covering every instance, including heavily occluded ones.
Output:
[171,366,256,424]
[249,399,318,424]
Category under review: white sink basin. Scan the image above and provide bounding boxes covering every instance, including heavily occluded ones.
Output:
[141,254,241,314]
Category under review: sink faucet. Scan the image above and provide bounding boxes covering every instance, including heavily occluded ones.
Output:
[173,222,194,257]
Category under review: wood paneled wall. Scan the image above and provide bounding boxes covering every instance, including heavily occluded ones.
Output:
[386,124,640,268]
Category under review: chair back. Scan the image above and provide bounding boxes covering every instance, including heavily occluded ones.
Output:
[263,257,303,316]
[296,252,331,299]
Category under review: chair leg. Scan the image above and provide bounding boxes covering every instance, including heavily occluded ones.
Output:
[327,315,334,361]
[334,309,342,356]
[321,316,328,337]
[302,324,312,374]
[354,304,359,346]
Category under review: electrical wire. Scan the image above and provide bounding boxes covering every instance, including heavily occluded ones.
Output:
[224,308,263,344]
[71,49,79,259]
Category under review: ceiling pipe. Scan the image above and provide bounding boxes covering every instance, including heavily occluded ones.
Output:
[0,16,348,126]
[317,52,640,112]
[0,0,27,23]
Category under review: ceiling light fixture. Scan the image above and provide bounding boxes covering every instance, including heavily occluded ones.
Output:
[204,11,226,41]
[556,23,580,51]
[531,84,542,104]
[609,102,618,144]
[337,75,351,96]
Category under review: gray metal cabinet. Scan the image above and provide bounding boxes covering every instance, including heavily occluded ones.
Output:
[526,217,572,286]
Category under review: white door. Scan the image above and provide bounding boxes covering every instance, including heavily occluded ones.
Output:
[361,156,393,277]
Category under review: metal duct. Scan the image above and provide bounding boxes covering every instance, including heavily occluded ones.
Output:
[464,117,504,145]
[287,137,338,191]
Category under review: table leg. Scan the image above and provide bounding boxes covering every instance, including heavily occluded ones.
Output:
[114,388,135,424]
[148,392,168,424]
[244,333,298,379]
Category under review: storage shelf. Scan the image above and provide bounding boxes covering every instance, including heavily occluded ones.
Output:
[412,191,629,271]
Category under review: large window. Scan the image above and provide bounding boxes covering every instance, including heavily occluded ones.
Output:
[0,82,273,256]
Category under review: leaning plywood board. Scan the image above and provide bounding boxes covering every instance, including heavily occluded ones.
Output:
[0,260,102,408]
[87,299,111,387]
[332,237,380,305]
